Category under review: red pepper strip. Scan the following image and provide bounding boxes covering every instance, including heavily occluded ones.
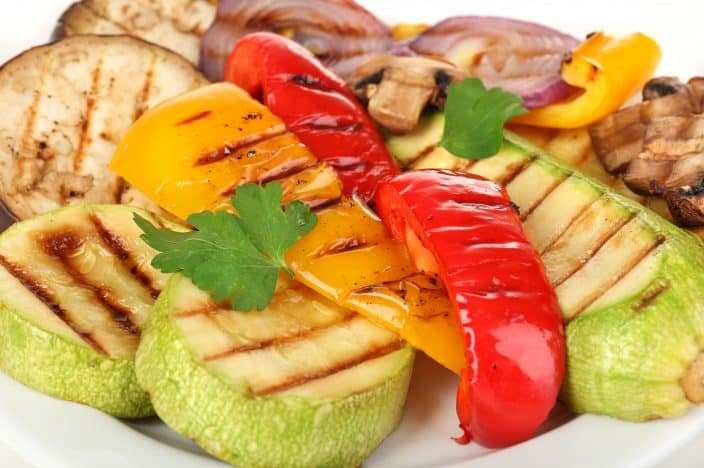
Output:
[375,169,565,448]
[224,32,400,202]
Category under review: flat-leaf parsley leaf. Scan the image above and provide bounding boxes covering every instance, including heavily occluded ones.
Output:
[134,182,317,312]
[439,78,527,159]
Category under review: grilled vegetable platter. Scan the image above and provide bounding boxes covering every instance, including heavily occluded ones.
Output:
[1,0,704,467]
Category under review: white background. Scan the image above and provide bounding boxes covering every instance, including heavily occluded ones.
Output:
[1,0,704,467]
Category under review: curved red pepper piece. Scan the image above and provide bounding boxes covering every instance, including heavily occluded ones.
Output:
[224,32,400,202]
[375,169,565,448]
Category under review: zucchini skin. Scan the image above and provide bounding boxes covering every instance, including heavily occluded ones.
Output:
[0,303,152,418]
[136,274,415,468]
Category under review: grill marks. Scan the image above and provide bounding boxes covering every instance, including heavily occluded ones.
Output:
[255,340,405,396]
[194,124,288,166]
[202,311,358,362]
[133,54,156,121]
[0,210,164,355]
[176,299,404,396]
[73,59,102,172]
[0,253,107,355]
[90,214,160,299]
[39,230,140,337]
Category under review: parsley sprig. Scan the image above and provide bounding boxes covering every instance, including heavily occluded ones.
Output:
[439,78,528,159]
[135,182,316,312]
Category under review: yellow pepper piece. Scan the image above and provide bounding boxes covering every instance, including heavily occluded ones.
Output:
[513,32,661,129]
[110,82,465,374]
[285,197,464,373]
[110,83,342,219]
[391,23,428,41]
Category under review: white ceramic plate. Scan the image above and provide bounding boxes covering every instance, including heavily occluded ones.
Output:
[1,1,704,467]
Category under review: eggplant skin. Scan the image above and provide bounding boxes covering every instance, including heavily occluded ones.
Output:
[0,35,207,221]
[54,0,217,64]
[136,274,415,468]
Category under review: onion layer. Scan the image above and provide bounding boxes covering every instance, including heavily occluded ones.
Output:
[200,0,393,82]
[410,16,580,108]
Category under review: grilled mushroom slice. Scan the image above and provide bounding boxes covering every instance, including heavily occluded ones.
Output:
[55,0,217,64]
[621,115,704,196]
[0,35,207,220]
[352,55,467,134]
[589,92,696,173]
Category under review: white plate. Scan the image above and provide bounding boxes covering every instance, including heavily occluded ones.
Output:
[1,1,704,467]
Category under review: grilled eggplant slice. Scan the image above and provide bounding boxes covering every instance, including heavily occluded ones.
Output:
[0,35,207,220]
[385,111,704,422]
[0,204,176,417]
[136,274,414,467]
[56,0,217,64]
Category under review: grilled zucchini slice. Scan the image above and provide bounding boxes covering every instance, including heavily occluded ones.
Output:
[0,204,175,417]
[136,274,414,468]
[386,112,704,421]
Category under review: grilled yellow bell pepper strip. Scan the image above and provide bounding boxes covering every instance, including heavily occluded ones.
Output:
[513,32,661,129]
[110,83,466,373]
[110,83,342,218]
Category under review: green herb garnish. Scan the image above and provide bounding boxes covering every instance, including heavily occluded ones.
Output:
[439,78,528,159]
[135,182,317,312]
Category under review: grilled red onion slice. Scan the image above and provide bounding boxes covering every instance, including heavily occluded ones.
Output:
[410,16,580,108]
[200,0,394,82]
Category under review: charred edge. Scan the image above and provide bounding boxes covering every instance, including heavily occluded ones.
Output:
[255,339,406,396]
[40,230,141,336]
[217,160,321,198]
[133,55,155,121]
[539,197,599,255]
[315,237,370,257]
[194,124,288,166]
[89,214,161,299]
[551,212,637,288]
[499,156,536,187]
[434,70,454,104]
[112,177,126,204]
[0,253,107,355]
[203,312,358,362]
[175,110,212,126]
[354,69,385,90]
[257,161,320,185]
[73,59,102,173]
[633,281,670,312]
[519,176,567,221]
[573,236,665,318]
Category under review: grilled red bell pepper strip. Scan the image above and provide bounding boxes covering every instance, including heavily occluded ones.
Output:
[375,169,565,448]
[224,32,400,201]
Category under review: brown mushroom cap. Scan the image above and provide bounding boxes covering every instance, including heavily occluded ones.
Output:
[352,55,467,134]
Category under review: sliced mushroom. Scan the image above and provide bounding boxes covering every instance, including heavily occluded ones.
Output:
[622,115,704,197]
[642,76,690,100]
[352,55,467,134]
[589,93,696,172]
